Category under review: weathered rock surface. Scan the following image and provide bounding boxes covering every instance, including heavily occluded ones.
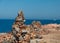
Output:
[0,11,60,43]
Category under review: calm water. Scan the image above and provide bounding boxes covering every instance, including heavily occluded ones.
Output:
[0,19,60,33]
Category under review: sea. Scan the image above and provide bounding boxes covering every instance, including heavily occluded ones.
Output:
[0,19,60,33]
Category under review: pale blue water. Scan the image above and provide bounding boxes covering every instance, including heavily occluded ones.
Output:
[0,19,60,33]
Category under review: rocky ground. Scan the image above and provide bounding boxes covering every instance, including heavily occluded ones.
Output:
[0,11,60,43]
[0,24,60,43]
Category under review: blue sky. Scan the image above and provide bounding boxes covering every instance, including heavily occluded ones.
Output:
[0,0,60,19]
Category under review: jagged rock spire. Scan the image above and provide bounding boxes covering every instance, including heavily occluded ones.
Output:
[18,11,25,20]
[15,11,25,22]
[18,11,23,15]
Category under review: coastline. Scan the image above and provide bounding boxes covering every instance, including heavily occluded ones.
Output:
[0,23,60,43]
[0,11,60,43]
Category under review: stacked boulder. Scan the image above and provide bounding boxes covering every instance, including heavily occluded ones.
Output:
[12,11,42,43]
[12,11,27,43]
